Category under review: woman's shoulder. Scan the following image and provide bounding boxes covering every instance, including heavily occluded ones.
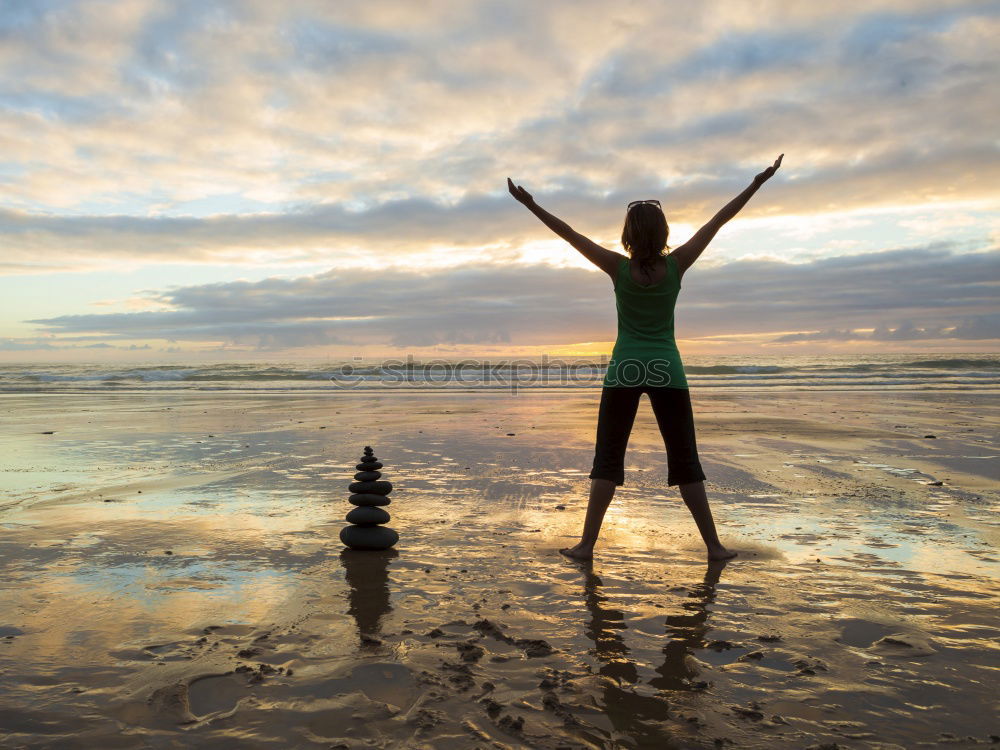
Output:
[666,252,684,285]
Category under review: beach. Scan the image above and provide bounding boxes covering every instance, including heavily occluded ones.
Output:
[1,387,998,748]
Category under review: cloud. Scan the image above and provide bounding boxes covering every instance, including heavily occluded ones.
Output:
[2,0,997,359]
[0,338,60,351]
[0,1,997,272]
[22,243,1000,350]
[2,137,998,270]
[773,315,1000,342]
[0,338,151,351]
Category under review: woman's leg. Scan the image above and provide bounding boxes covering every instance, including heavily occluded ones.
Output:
[561,386,642,559]
[559,478,617,560]
[648,387,736,561]
[677,480,736,561]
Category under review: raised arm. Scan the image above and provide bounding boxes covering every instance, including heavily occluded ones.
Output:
[507,178,622,279]
[672,154,783,278]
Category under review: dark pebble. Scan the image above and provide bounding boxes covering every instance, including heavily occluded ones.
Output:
[340,525,398,550]
[515,638,554,657]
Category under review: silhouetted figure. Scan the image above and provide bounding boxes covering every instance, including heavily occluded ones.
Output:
[508,155,783,561]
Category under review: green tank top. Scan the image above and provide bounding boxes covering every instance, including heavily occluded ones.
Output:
[603,253,689,389]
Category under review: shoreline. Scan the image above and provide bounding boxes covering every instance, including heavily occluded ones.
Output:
[5,385,1000,395]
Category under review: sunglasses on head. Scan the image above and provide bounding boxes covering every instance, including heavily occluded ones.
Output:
[627,199,661,210]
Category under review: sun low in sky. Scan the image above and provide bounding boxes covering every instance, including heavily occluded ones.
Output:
[1,0,997,361]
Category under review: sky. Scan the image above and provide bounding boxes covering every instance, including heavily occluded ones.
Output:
[1,0,998,362]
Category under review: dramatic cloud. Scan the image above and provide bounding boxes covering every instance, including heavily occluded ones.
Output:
[1,0,997,357]
[23,244,999,351]
[0,0,997,269]
[2,144,998,268]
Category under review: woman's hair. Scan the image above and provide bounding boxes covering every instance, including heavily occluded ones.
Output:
[621,202,670,280]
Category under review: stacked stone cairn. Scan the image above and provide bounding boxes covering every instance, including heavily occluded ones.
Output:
[340,446,398,550]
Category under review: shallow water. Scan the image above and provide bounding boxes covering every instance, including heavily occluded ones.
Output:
[0,390,997,748]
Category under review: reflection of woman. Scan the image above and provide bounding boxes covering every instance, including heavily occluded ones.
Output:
[573,559,730,742]
[652,561,726,691]
[582,563,638,685]
[580,562,671,741]
[508,155,782,560]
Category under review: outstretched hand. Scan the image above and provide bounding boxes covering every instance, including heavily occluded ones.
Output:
[507,177,535,207]
[753,153,783,186]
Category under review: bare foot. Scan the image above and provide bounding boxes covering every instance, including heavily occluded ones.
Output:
[559,542,594,560]
[708,545,738,561]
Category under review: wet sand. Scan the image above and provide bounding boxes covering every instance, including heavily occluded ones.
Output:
[1,388,998,748]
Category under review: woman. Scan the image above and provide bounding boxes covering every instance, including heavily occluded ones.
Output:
[507,154,783,561]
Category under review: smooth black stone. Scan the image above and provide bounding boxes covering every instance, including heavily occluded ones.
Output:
[349,480,392,495]
[356,461,383,470]
[354,470,381,482]
[346,506,390,525]
[340,525,398,550]
[349,493,391,507]
[360,456,380,464]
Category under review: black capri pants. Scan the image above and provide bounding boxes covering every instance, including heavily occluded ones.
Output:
[589,385,706,487]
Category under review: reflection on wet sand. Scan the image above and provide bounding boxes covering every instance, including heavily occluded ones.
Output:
[581,560,638,685]
[652,561,724,693]
[339,548,398,647]
[0,390,996,748]
[576,560,728,746]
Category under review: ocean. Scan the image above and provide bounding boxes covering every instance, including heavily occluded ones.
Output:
[1,353,998,392]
